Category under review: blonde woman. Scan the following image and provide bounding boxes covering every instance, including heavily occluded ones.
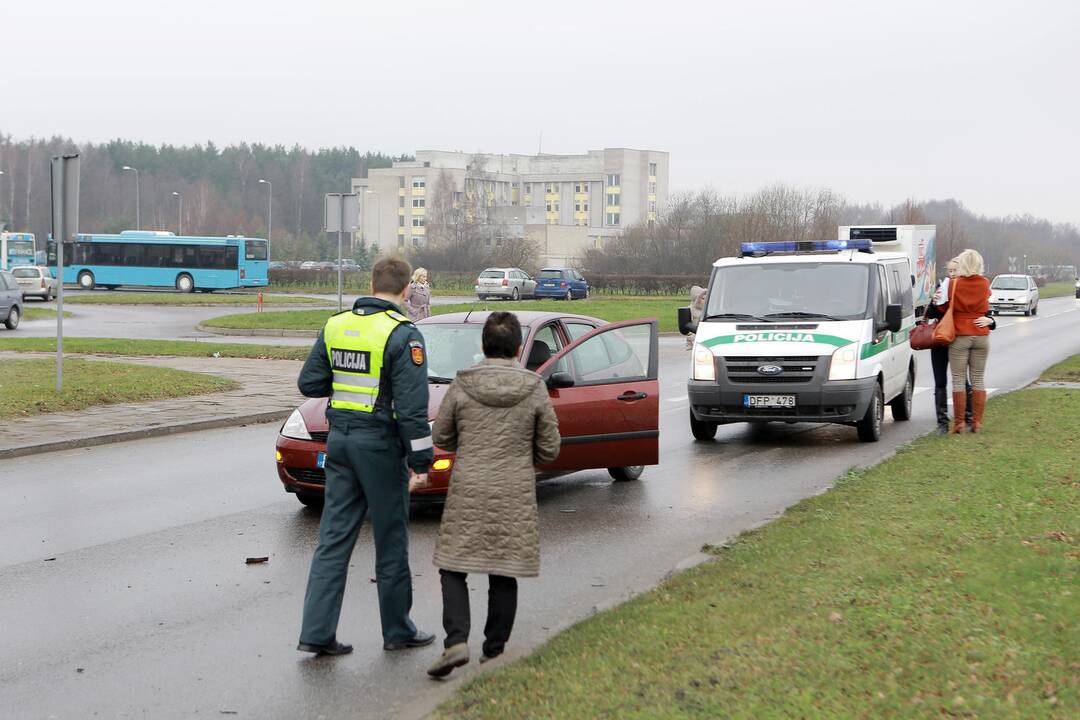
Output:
[947,249,992,433]
[404,267,431,322]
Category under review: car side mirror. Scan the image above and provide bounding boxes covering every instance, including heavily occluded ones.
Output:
[546,371,575,389]
[677,306,697,336]
[885,304,903,334]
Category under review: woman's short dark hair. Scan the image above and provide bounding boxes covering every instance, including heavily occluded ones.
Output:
[482,312,521,359]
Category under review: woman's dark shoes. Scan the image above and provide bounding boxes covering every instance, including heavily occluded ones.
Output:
[426,643,470,677]
[384,630,436,651]
[297,639,353,656]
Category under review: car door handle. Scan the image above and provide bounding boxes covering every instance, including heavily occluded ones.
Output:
[617,391,648,401]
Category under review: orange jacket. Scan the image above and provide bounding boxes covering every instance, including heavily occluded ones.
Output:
[947,275,991,336]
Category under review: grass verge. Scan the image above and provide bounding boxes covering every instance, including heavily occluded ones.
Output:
[0,337,309,360]
[0,359,239,419]
[1039,282,1077,300]
[202,297,685,333]
[437,386,1080,719]
[62,292,326,305]
[21,308,74,320]
[1041,355,1080,383]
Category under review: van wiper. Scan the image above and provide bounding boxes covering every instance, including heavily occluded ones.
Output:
[762,312,840,321]
[428,375,454,384]
[704,312,768,321]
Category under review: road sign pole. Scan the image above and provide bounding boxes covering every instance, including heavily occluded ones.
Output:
[50,153,80,393]
[338,195,344,313]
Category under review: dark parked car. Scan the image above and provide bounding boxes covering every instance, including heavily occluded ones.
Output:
[534,267,589,300]
[275,311,659,506]
[0,270,24,329]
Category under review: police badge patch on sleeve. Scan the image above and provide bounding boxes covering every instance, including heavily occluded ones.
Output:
[409,339,425,366]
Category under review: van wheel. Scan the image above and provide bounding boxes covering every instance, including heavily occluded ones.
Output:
[690,410,718,441]
[4,306,20,330]
[608,466,644,482]
[856,383,884,442]
[77,271,95,290]
[176,273,195,293]
[890,369,914,421]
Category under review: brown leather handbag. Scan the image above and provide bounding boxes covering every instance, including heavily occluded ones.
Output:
[931,280,957,345]
[909,319,939,350]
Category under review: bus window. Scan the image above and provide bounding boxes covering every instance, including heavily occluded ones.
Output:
[245,241,267,261]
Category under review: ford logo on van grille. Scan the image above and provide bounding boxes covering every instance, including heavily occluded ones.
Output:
[757,364,783,376]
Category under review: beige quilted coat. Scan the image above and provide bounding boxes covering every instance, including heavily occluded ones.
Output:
[431,357,561,577]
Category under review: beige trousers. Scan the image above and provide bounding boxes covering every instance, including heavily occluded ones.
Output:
[949,335,990,390]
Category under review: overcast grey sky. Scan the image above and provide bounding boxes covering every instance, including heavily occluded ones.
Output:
[3,0,1078,225]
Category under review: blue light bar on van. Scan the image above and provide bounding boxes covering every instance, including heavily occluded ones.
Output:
[738,239,872,256]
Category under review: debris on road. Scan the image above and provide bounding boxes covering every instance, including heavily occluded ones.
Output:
[244,557,269,564]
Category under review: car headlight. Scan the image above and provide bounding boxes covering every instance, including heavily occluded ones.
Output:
[693,344,716,381]
[281,408,312,440]
[828,345,858,380]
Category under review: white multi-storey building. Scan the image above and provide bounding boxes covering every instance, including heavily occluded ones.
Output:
[351,147,669,266]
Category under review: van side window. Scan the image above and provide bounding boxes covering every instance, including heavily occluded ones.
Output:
[875,266,888,325]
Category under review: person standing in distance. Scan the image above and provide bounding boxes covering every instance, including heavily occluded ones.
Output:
[297,257,435,656]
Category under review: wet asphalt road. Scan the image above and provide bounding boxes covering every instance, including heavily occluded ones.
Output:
[2,297,1078,719]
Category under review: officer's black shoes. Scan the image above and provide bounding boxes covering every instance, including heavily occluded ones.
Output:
[297,639,354,656]
[426,643,469,678]
[383,630,436,651]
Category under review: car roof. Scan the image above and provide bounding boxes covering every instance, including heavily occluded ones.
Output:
[419,310,604,326]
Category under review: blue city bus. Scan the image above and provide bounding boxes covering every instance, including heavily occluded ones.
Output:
[47,231,268,292]
[1,232,37,270]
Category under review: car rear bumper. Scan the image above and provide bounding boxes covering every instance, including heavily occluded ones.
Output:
[687,375,878,424]
[534,287,570,298]
[476,286,515,298]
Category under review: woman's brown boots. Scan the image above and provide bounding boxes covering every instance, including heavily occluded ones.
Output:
[951,392,967,434]
[970,390,987,433]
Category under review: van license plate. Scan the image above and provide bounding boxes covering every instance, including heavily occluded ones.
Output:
[744,394,795,408]
[316,452,326,469]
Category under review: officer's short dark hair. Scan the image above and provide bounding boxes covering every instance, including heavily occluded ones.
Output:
[482,312,521,359]
[371,257,412,295]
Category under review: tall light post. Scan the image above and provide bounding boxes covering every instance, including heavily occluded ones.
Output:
[0,170,5,231]
[122,165,140,230]
[171,192,183,236]
[258,179,272,242]
[364,190,381,249]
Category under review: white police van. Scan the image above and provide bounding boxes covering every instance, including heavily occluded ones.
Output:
[678,239,917,443]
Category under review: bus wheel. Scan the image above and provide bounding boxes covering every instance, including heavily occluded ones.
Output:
[176,274,195,293]
[77,271,95,290]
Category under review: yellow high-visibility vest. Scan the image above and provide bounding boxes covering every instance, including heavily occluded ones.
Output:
[324,309,410,412]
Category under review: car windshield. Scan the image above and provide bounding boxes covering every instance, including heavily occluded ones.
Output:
[706,263,871,321]
[538,270,564,279]
[419,323,528,379]
[479,270,503,279]
[991,277,1027,290]
[12,268,40,278]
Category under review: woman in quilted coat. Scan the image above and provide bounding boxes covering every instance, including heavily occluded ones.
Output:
[425,311,561,677]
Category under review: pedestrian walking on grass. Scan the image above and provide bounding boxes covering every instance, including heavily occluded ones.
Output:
[296,257,436,656]
[404,267,431,322]
[946,249,992,434]
[421,311,561,678]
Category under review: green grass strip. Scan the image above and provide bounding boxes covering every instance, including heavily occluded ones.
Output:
[1038,282,1077,300]
[0,358,239,419]
[62,292,326,305]
[202,298,685,333]
[0,337,310,360]
[437,387,1080,719]
[1041,355,1080,383]
[20,308,74,320]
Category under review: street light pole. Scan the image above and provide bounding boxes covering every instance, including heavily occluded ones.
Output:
[364,190,381,249]
[172,192,183,235]
[122,166,140,230]
[258,179,272,242]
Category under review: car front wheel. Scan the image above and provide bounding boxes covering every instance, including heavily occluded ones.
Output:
[608,466,644,482]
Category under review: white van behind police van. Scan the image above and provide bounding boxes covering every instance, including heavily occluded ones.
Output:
[678,239,917,443]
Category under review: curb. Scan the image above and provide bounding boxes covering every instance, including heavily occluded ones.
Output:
[197,323,319,338]
[0,409,293,460]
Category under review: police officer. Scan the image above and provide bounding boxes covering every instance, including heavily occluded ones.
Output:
[297,257,435,655]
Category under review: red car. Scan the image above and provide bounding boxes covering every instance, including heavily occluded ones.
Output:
[276,311,659,506]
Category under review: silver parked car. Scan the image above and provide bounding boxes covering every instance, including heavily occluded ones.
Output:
[475,267,537,301]
[0,270,24,329]
[11,265,58,301]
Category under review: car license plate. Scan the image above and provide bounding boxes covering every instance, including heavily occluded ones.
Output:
[743,394,795,408]
[316,452,326,469]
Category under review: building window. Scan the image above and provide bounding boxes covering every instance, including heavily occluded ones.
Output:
[606,193,619,206]
[399,177,406,189]
[546,182,558,194]
[399,215,405,227]
[399,195,405,207]
[649,182,657,194]
[575,202,581,212]
[583,202,589,212]
[606,173,620,187]
[412,198,425,208]
[412,217,425,227]
[649,162,657,176]
[411,237,420,247]
[546,203,552,212]
[411,176,425,188]
[524,183,531,193]
[606,212,620,225]
[648,200,657,212]
[575,182,586,193]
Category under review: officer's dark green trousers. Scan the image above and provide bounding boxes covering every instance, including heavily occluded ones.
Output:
[299,425,418,646]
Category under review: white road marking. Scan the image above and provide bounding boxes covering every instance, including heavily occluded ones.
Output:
[666,395,688,403]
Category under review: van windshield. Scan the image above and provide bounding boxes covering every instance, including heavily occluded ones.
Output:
[706,263,871,321]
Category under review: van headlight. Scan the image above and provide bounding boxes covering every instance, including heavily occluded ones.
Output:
[281,408,312,440]
[828,345,858,380]
[693,345,716,381]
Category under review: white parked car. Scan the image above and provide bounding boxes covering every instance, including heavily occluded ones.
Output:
[10,265,58,301]
[989,274,1039,316]
[475,267,537,301]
